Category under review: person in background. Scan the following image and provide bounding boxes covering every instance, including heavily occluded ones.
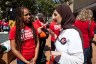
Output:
[74,9,95,64]
[48,19,61,64]
[51,4,84,64]
[9,20,15,29]
[75,13,82,21]
[9,8,17,30]
[92,22,96,45]
[3,20,9,32]
[9,7,39,64]
[49,20,61,51]
[33,13,49,64]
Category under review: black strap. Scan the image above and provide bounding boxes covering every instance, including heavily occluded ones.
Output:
[88,21,94,45]
[88,21,91,33]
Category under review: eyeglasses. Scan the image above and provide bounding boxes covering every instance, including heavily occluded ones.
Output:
[24,13,31,16]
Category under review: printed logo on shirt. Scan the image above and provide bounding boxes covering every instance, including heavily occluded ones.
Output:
[60,37,66,45]
[21,29,33,40]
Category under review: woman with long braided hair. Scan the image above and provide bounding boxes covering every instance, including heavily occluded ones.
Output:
[9,7,39,64]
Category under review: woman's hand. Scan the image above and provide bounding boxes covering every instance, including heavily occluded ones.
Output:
[48,29,54,35]
[37,26,43,34]
[26,61,30,64]
[29,58,36,64]
[54,34,57,39]
[51,51,62,56]
[48,29,57,39]
[37,22,48,34]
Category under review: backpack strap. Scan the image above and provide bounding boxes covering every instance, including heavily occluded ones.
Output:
[88,21,94,43]
[88,21,91,33]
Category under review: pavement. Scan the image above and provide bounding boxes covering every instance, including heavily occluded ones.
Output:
[0,32,9,44]
[0,32,96,64]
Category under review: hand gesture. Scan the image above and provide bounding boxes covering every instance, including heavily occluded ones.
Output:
[37,26,43,34]
[51,51,61,56]
[48,29,57,39]
[29,58,36,64]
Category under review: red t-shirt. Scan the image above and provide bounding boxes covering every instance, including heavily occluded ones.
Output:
[33,19,46,34]
[3,22,9,26]
[9,26,36,60]
[74,20,95,48]
[33,20,41,32]
[49,21,61,42]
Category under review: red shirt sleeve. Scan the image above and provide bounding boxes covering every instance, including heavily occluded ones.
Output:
[9,26,16,40]
[33,22,40,30]
[32,22,39,34]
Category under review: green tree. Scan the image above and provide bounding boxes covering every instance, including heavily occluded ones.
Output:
[36,0,57,18]
[0,0,71,18]
[16,0,36,14]
[36,0,71,17]
[0,0,37,18]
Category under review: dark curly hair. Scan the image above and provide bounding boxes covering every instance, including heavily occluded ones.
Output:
[15,7,37,51]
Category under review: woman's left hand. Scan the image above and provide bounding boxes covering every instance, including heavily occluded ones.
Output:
[51,51,62,56]
[30,58,36,64]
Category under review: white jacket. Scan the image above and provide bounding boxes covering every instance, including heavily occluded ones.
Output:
[55,29,84,64]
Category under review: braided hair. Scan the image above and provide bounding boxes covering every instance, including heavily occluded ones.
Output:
[15,7,37,51]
